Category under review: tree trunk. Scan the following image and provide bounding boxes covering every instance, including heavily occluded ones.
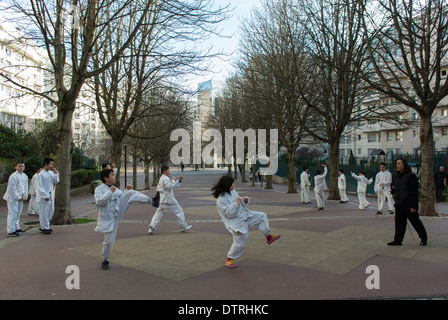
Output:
[152,160,157,186]
[144,160,150,190]
[110,138,123,188]
[265,175,273,189]
[287,147,297,193]
[419,114,437,216]
[251,164,256,187]
[52,102,76,225]
[241,159,247,183]
[327,141,340,200]
[132,152,137,190]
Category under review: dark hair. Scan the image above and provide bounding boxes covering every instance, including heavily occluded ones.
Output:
[14,160,24,166]
[379,162,386,167]
[339,169,344,173]
[211,175,235,198]
[161,166,169,174]
[359,171,365,175]
[43,157,54,167]
[395,157,411,172]
[303,167,308,171]
[316,170,322,175]
[100,169,114,183]
[102,163,109,169]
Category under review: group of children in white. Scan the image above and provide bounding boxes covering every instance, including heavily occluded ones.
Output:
[4,158,426,270]
[300,162,395,214]
[3,158,59,237]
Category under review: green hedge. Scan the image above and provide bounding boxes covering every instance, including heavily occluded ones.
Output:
[71,169,97,188]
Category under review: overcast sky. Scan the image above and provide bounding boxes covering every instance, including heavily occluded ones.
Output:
[189,0,262,89]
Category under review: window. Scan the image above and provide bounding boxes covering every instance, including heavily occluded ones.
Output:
[358,148,362,155]
[442,109,448,116]
[396,131,403,142]
[442,69,447,78]
[443,128,448,137]
[368,134,377,143]
[413,130,419,138]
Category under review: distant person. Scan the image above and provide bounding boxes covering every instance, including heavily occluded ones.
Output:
[300,167,311,204]
[28,167,42,216]
[338,169,349,203]
[314,164,328,211]
[434,166,447,202]
[388,158,427,246]
[211,175,281,268]
[350,171,373,209]
[3,160,29,237]
[374,163,394,214]
[147,166,192,235]
[36,158,59,234]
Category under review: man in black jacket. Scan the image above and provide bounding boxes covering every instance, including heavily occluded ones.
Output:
[388,158,428,246]
[434,166,447,202]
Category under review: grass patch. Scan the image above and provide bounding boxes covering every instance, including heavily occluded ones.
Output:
[75,218,96,224]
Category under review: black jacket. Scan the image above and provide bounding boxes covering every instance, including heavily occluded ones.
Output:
[391,168,419,210]
[434,171,447,189]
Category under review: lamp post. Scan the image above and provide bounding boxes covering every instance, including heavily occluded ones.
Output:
[124,144,127,187]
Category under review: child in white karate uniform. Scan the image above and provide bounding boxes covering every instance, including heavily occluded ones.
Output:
[351,171,373,209]
[36,158,59,234]
[212,175,281,268]
[3,161,28,237]
[314,164,328,211]
[95,169,151,270]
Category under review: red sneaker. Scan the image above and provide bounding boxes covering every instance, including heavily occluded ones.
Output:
[267,234,281,245]
[225,258,236,268]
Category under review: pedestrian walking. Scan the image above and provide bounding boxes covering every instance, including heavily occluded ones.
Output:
[147,166,192,235]
[3,160,28,237]
[36,158,59,234]
[300,167,311,204]
[314,164,328,211]
[28,167,42,216]
[388,158,428,246]
[211,175,281,268]
[338,169,349,203]
[374,163,394,214]
[350,171,373,209]
[434,166,447,202]
[94,169,151,270]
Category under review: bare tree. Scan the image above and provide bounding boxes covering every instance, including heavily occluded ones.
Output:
[361,0,448,216]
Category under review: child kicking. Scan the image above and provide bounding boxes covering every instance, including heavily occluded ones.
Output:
[211,175,281,268]
[95,169,150,270]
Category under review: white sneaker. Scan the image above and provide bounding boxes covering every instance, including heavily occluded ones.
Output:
[147,227,155,235]
[181,225,192,233]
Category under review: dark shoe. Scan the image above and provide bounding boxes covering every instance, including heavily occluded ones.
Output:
[420,239,427,246]
[15,229,25,234]
[42,229,52,234]
[388,210,394,214]
[376,211,382,215]
[101,260,110,270]
[7,232,19,237]
[305,202,311,204]
[387,240,402,246]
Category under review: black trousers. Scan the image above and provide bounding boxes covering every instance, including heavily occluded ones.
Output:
[394,206,427,242]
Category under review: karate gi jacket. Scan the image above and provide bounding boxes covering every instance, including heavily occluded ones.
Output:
[36,169,59,202]
[217,189,252,235]
[300,171,311,188]
[314,167,328,192]
[3,171,28,201]
[94,183,149,233]
[157,174,181,205]
[338,173,346,190]
[374,170,392,192]
[351,172,373,193]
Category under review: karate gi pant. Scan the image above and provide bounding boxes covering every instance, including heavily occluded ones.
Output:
[301,187,310,203]
[39,199,54,230]
[357,192,369,209]
[228,211,271,259]
[7,200,24,234]
[315,190,325,208]
[393,206,427,243]
[149,202,188,230]
[28,195,39,215]
[339,188,349,202]
[377,190,394,212]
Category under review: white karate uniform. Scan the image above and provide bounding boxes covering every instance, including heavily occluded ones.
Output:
[374,170,394,212]
[300,171,311,203]
[95,184,149,259]
[3,171,29,234]
[28,173,39,215]
[217,189,271,259]
[149,174,188,230]
[338,173,349,202]
[351,172,373,209]
[314,167,328,208]
[36,169,59,230]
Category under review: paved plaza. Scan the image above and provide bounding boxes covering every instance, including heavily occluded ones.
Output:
[1,168,448,300]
